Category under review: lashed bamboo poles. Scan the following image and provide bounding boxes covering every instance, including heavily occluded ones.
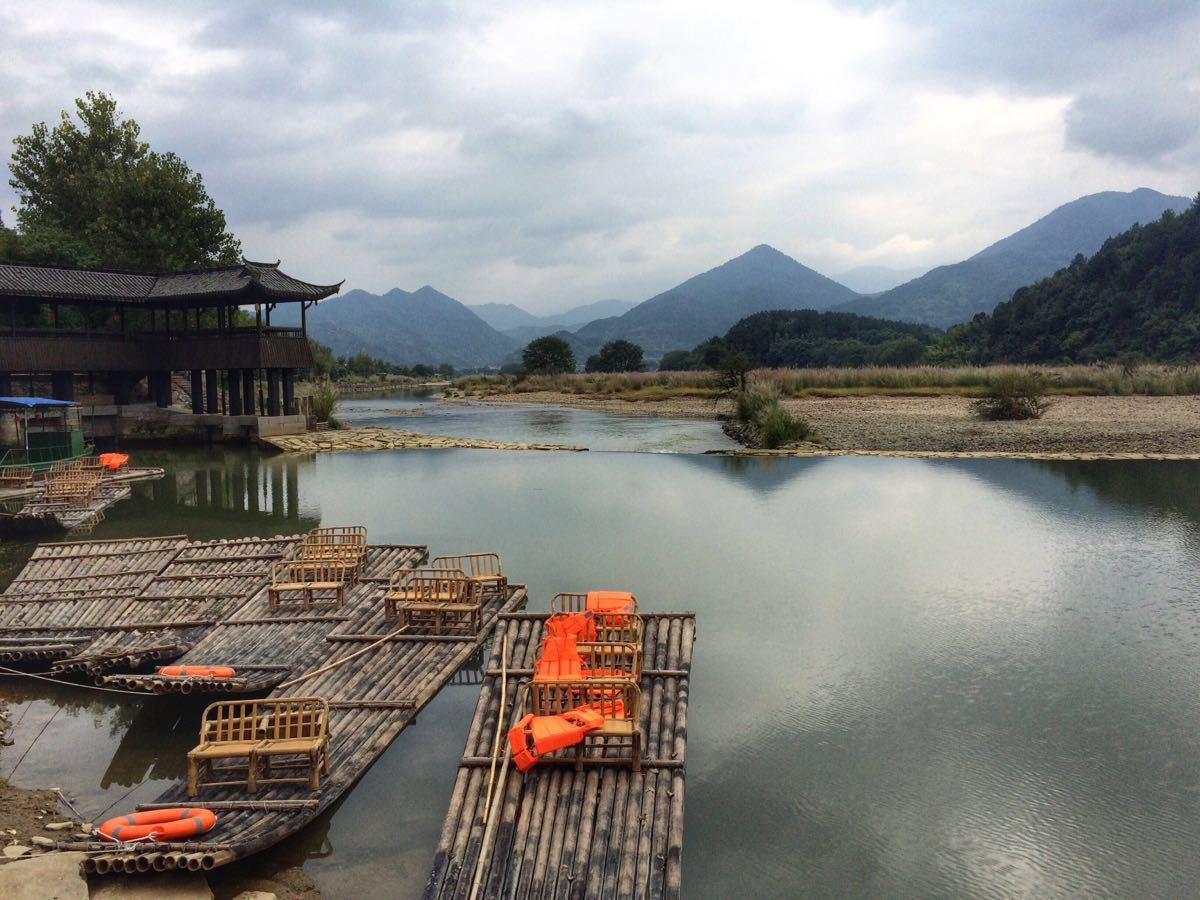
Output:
[2,534,525,877]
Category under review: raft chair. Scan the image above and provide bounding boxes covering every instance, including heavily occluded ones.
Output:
[534,633,642,683]
[187,697,330,795]
[44,471,101,507]
[550,592,643,672]
[521,678,642,771]
[384,567,481,634]
[0,466,34,489]
[430,552,506,599]
[297,525,368,577]
[268,559,354,611]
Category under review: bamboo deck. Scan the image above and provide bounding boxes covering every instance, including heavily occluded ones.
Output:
[425,611,695,900]
[0,533,528,876]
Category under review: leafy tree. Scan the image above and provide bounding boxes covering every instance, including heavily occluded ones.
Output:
[657,350,693,371]
[585,339,645,373]
[8,91,241,270]
[522,335,576,374]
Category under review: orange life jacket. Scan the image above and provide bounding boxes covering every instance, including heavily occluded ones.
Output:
[545,611,597,643]
[532,635,583,682]
[508,706,606,771]
[98,452,129,471]
[585,591,636,631]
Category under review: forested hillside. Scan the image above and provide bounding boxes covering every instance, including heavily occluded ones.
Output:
[952,197,1200,362]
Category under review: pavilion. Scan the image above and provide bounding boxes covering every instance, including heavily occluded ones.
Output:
[0,259,341,417]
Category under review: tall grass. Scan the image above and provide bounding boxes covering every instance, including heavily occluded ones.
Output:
[455,364,1200,398]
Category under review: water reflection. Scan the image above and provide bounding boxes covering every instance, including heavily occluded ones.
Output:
[3,448,1200,898]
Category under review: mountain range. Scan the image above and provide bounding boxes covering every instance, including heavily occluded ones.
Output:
[836,188,1191,327]
[289,187,1192,369]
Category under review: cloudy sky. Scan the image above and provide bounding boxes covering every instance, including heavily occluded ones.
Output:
[1,1,1196,311]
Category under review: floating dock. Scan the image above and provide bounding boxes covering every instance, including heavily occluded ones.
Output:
[425,610,695,899]
[0,533,528,875]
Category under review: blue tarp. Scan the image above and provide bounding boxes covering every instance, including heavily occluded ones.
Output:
[0,397,78,408]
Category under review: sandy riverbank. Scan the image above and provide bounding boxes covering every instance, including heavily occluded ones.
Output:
[467,392,1200,456]
[262,426,586,453]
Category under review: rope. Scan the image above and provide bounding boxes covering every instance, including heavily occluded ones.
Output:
[5,704,59,779]
[276,623,410,690]
[0,664,154,697]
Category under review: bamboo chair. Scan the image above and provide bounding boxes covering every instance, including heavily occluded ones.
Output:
[268,560,353,611]
[383,567,481,634]
[187,698,330,795]
[551,592,644,664]
[0,466,34,489]
[522,679,642,771]
[297,525,368,577]
[253,697,330,791]
[44,472,100,507]
[431,552,506,598]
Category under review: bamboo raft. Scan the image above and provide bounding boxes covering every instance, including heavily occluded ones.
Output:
[0,532,528,876]
[0,466,165,536]
[425,611,695,899]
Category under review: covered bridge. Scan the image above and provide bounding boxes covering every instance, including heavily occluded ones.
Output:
[0,259,340,416]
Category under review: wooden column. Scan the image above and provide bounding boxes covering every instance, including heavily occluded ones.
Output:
[241,369,255,417]
[51,372,75,401]
[227,370,243,416]
[266,368,281,417]
[154,372,171,408]
[0,372,11,396]
[282,369,296,415]
[205,369,218,414]
[190,370,204,414]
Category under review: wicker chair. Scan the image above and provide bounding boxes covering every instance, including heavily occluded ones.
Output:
[522,678,642,771]
[431,552,506,598]
[383,567,481,634]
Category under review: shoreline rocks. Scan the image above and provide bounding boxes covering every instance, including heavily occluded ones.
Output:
[261,426,586,454]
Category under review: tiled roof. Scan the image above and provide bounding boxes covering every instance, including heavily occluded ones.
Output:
[0,260,341,304]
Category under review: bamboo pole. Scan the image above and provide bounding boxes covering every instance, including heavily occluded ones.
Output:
[482,631,508,825]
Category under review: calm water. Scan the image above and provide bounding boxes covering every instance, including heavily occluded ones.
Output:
[3,439,1200,897]
[336,390,738,453]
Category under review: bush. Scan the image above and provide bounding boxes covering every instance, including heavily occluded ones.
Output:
[757,402,811,447]
[735,390,770,423]
[308,379,339,426]
[973,372,1051,420]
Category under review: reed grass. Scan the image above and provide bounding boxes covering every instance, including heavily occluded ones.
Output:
[456,364,1200,398]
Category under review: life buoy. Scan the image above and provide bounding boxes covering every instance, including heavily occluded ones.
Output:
[532,635,583,682]
[157,665,236,678]
[99,808,217,842]
[508,707,606,771]
[545,611,596,643]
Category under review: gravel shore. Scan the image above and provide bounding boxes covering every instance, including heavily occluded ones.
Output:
[471,392,1200,455]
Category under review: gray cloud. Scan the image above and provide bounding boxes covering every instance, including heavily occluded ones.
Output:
[1,1,1196,309]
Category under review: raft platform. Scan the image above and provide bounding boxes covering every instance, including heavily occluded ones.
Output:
[425,610,695,899]
[0,533,527,875]
[0,466,164,536]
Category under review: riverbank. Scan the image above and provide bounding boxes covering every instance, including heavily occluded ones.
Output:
[464,392,1200,455]
[261,425,586,453]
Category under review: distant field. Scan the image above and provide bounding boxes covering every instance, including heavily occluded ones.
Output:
[456,364,1200,398]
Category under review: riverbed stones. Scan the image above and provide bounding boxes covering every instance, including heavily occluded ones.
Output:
[261,425,586,454]
[3,843,32,858]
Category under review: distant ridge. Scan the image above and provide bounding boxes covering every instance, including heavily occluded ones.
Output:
[836,188,1192,327]
[275,286,517,369]
[571,244,860,359]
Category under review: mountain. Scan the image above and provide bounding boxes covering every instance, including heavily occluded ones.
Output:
[571,244,860,360]
[275,286,517,369]
[553,298,636,327]
[469,302,541,331]
[836,188,1193,328]
[834,265,929,294]
[954,198,1200,362]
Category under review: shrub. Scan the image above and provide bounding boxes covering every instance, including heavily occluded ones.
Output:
[308,379,339,426]
[972,372,1051,420]
[756,402,811,448]
[735,389,770,423]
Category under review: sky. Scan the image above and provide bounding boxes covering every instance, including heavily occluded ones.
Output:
[1,0,1197,313]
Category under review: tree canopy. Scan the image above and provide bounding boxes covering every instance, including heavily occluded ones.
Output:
[585,339,645,373]
[7,92,241,270]
[522,335,576,374]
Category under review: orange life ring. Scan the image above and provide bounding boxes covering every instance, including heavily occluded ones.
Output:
[99,808,217,842]
[157,665,236,678]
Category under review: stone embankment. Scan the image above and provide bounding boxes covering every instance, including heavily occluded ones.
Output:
[261,426,586,454]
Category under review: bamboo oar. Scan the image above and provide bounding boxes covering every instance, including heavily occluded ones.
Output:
[482,631,508,825]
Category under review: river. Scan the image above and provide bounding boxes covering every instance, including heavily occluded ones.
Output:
[1,399,1199,897]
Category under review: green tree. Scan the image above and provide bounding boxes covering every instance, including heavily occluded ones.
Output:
[585,339,645,373]
[8,92,241,270]
[522,335,576,374]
